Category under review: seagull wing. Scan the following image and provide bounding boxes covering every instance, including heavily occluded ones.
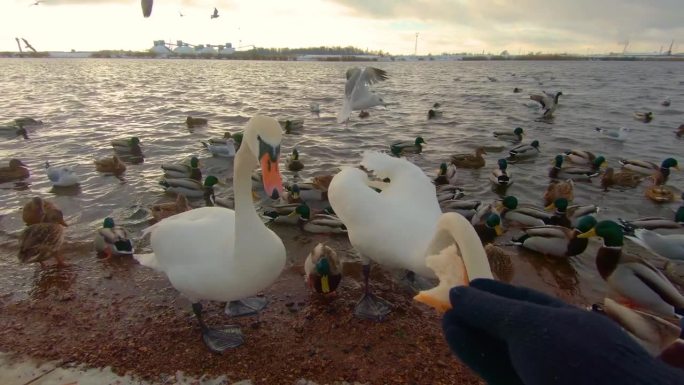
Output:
[530,94,547,109]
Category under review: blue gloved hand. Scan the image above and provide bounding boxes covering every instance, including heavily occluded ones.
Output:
[443,279,684,385]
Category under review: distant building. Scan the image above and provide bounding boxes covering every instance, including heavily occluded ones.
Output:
[151,40,172,56]
[173,41,194,55]
[219,43,235,55]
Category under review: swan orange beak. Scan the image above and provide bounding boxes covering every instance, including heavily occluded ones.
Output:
[260,153,283,200]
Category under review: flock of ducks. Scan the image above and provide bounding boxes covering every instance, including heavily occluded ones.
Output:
[2,66,683,365]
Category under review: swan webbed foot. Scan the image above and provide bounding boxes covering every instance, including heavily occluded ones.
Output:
[225,296,268,317]
[354,292,391,322]
[202,326,244,352]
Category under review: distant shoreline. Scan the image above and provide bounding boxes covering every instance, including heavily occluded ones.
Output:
[1,51,683,62]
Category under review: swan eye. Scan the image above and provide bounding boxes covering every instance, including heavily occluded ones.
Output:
[258,135,280,161]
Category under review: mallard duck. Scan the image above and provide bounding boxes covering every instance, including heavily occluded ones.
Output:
[286,148,304,172]
[513,87,522,93]
[0,159,30,183]
[201,138,235,157]
[111,137,143,158]
[279,119,304,133]
[661,99,671,107]
[450,147,486,169]
[543,179,573,206]
[312,174,333,191]
[436,185,465,204]
[513,215,597,257]
[94,217,134,258]
[645,184,675,203]
[492,127,524,143]
[471,196,518,226]
[489,159,512,186]
[530,91,562,117]
[563,151,607,171]
[592,298,681,357]
[434,163,458,186]
[549,155,602,180]
[600,167,643,191]
[94,155,126,175]
[578,220,684,316]
[22,197,67,226]
[664,261,684,287]
[304,243,342,294]
[266,203,346,233]
[0,124,29,140]
[634,112,653,123]
[151,194,192,221]
[134,115,287,352]
[507,140,540,162]
[18,209,67,267]
[161,156,201,181]
[427,109,443,120]
[358,110,370,119]
[14,117,43,127]
[310,102,320,117]
[620,158,679,181]
[160,175,219,199]
[45,161,79,187]
[210,131,243,149]
[473,213,504,244]
[440,199,481,220]
[412,213,494,312]
[390,136,426,156]
[618,198,684,233]
[626,228,684,261]
[186,116,208,128]
[675,124,684,138]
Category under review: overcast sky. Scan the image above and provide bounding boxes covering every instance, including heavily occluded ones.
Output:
[0,0,681,54]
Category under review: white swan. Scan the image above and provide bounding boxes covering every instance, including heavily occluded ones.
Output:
[328,151,491,320]
[135,116,286,352]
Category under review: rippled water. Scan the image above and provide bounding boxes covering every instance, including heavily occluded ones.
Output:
[0,58,682,305]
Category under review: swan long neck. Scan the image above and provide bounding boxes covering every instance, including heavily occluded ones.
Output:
[233,143,262,239]
[425,213,493,281]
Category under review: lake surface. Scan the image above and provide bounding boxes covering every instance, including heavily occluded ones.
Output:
[0,58,683,306]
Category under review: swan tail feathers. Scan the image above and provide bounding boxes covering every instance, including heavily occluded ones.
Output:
[134,252,162,270]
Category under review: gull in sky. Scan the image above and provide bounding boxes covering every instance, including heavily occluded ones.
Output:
[337,67,388,124]
[211,7,220,19]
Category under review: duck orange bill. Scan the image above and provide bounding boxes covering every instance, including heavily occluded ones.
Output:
[414,292,452,312]
[260,154,283,200]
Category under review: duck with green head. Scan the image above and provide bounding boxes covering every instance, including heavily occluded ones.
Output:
[265,203,346,234]
[513,215,597,257]
[492,127,524,143]
[490,159,512,186]
[617,198,684,233]
[507,140,540,162]
[619,157,678,177]
[111,136,143,158]
[549,154,605,180]
[471,195,518,226]
[578,220,684,316]
[474,213,504,245]
[94,217,134,258]
[434,162,458,186]
[287,148,304,172]
[390,136,426,156]
[161,175,219,199]
[162,156,202,181]
[304,243,342,294]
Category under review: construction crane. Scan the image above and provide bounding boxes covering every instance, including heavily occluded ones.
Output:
[15,38,23,54]
[665,40,674,56]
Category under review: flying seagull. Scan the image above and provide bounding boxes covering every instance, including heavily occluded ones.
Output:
[31,1,42,6]
[337,67,388,124]
[21,38,35,52]
[530,91,562,118]
[141,0,153,17]
[180,11,185,17]
[211,7,219,19]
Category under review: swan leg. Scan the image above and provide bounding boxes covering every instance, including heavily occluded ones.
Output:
[354,264,391,321]
[192,303,243,352]
[224,296,268,317]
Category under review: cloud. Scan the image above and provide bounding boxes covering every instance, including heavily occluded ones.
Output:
[331,0,683,52]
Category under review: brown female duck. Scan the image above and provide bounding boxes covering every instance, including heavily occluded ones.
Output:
[450,147,487,169]
[22,197,68,226]
[18,209,68,267]
[0,159,30,183]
